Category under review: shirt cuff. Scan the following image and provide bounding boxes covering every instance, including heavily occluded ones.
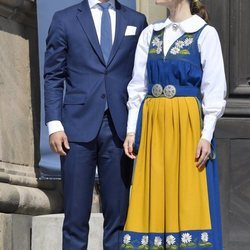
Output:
[201,114,217,143]
[47,120,64,135]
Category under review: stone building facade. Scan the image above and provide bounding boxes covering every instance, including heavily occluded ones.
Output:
[0,0,250,249]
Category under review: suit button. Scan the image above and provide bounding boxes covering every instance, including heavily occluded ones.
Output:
[101,94,106,99]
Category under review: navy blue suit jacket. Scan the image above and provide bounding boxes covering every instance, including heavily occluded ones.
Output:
[44,0,147,142]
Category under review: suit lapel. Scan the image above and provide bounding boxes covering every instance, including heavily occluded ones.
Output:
[76,0,105,65]
[107,2,127,66]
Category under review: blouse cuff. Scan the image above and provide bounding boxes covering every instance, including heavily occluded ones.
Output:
[201,114,217,143]
[127,108,140,134]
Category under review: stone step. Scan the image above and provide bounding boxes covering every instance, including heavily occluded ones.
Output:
[0,213,32,250]
[32,213,104,250]
[0,213,104,250]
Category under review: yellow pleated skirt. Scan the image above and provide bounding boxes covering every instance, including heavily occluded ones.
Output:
[124,97,211,234]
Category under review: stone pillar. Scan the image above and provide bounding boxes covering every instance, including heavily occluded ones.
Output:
[136,0,167,24]
[0,0,63,215]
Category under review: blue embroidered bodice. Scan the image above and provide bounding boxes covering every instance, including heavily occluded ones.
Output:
[147,25,207,98]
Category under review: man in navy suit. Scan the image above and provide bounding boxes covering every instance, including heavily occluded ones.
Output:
[44,0,147,249]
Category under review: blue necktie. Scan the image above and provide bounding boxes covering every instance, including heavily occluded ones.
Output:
[99,2,112,64]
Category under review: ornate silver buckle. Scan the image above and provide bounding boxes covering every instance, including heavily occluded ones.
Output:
[152,84,163,97]
[163,85,176,98]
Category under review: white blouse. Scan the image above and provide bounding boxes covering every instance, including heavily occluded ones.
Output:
[127,15,227,142]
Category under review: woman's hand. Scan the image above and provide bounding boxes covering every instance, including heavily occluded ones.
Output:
[123,133,136,159]
[196,138,211,169]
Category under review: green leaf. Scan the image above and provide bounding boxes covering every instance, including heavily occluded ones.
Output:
[199,242,213,247]
[149,49,156,54]
[138,245,149,250]
[124,243,134,249]
[152,246,159,250]
[187,242,196,247]
[179,49,190,55]
[171,245,178,250]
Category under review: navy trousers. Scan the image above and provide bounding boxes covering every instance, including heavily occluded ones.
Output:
[61,112,133,250]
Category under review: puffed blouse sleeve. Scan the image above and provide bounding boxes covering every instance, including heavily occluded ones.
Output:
[126,25,153,134]
[199,26,227,142]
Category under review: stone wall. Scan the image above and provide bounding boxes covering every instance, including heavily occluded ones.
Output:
[136,0,167,24]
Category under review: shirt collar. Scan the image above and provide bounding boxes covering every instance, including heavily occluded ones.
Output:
[153,15,206,33]
[88,0,115,9]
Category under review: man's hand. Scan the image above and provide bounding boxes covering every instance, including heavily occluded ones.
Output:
[123,133,136,159]
[196,138,211,169]
[49,131,70,156]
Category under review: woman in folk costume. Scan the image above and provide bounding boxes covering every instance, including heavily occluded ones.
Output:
[121,0,227,249]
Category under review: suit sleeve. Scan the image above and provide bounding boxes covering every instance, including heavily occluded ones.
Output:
[141,15,148,30]
[44,12,67,124]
